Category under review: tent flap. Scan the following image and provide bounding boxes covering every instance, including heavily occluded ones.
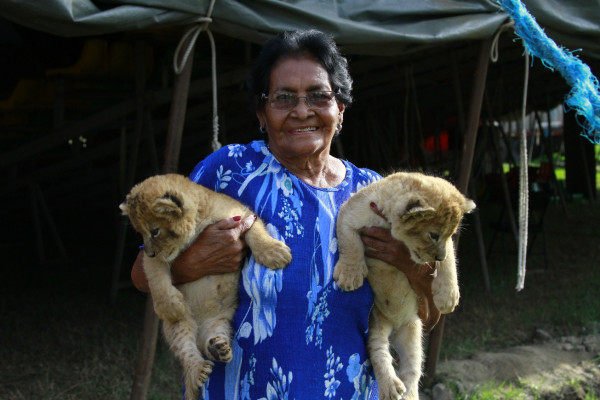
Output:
[1,0,599,58]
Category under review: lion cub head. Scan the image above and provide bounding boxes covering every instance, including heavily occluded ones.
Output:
[120,174,204,262]
[384,173,476,264]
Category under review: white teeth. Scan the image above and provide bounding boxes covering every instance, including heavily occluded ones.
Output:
[295,127,317,132]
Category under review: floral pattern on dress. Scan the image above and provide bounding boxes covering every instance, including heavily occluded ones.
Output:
[346,353,374,400]
[305,285,331,348]
[241,223,286,345]
[324,346,344,398]
[258,358,294,400]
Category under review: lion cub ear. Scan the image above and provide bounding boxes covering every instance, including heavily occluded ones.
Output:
[119,202,130,215]
[401,198,435,222]
[464,199,476,214]
[152,193,184,219]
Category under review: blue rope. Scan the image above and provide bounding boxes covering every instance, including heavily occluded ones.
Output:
[497,0,600,144]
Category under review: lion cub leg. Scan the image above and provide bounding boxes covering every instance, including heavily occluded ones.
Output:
[389,319,423,400]
[143,254,186,322]
[244,218,292,270]
[333,219,368,291]
[163,318,213,400]
[193,276,238,363]
[198,312,235,363]
[368,309,406,400]
[431,242,460,314]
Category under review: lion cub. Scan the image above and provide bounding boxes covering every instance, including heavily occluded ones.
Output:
[120,174,291,400]
[333,172,475,400]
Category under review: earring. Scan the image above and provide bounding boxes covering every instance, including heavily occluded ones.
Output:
[259,126,266,134]
[336,123,343,133]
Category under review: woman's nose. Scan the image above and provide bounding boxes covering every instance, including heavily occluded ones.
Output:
[290,97,314,117]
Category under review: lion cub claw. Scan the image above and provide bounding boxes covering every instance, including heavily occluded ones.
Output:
[379,374,406,400]
[333,260,367,291]
[207,336,233,363]
[254,240,292,270]
[432,281,460,314]
[184,359,214,400]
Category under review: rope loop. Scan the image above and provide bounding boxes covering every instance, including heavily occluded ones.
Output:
[516,48,530,291]
[173,18,212,75]
[171,0,221,151]
[490,22,515,63]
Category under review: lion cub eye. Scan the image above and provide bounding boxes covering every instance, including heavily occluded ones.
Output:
[429,232,439,241]
[150,228,160,238]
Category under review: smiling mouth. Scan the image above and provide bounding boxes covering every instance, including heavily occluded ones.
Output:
[293,127,318,133]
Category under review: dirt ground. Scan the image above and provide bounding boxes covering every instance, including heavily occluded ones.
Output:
[433,334,600,399]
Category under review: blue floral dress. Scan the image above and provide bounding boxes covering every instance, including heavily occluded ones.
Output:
[187,140,381,400]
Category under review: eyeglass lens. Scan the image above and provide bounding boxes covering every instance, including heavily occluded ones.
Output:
[266,92,335,110]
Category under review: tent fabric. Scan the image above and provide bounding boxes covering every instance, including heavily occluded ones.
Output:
[1,0,599,58]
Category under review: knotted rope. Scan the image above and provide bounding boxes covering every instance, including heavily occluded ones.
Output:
[173,0,221,152]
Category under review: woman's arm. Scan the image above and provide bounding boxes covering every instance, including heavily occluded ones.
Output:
[359,204,441,332]
[131,215,256,292]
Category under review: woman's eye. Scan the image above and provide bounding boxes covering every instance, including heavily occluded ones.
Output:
[275,93,294,102]
[270,93,294,108]
[310,92,327,100]
[150,228,160,238]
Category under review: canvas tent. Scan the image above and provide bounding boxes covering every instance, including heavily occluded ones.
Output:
[2,0,600,57]
[1,1,599,398]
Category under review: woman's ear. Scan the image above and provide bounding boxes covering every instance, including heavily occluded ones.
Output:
[256,110,266,128]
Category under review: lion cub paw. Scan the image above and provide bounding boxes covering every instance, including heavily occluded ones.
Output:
[206,336,233,363]
[432,280,460,314]
[254,240,292,270]
[153,290,187,322]
[378,374,406,400]
[333,260,367,291]
[184,360,214,400]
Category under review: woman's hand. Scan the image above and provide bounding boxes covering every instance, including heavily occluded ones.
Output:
[131,215,256,292]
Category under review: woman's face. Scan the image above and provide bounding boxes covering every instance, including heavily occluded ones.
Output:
[257,55,345,161]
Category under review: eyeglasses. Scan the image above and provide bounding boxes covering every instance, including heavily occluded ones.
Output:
[261,91,338,111]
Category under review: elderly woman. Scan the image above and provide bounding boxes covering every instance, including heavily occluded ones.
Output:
[132,29,438,399]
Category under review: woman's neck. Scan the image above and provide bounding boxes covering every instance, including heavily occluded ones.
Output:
[274,152,345,188]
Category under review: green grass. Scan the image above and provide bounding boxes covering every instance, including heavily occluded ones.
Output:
[452,380,600,400]
[455,381,529,400]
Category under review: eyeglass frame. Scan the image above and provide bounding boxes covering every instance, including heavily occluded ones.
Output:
[260,90,340,111]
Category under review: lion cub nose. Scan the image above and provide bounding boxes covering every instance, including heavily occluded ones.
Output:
[143,247,156,258]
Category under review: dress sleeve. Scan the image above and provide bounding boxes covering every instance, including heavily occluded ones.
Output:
[188,146,231,191]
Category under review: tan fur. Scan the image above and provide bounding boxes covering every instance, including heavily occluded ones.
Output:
[120,174,292,400]
[333,172,475,400]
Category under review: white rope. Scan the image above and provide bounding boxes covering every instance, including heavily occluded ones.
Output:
[516,48,530,291]
[206,29,221,151]
[172,0,221,152]
[490,22,515,63]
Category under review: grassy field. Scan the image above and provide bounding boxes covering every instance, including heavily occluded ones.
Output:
[1,195,599,399]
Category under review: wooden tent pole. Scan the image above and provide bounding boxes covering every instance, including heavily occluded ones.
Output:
[451,48,491,293]
[130,36,196,400]
[423,37,492,386]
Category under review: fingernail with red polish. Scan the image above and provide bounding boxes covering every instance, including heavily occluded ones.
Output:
[253,214,258,220]
[233,216,241,221]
